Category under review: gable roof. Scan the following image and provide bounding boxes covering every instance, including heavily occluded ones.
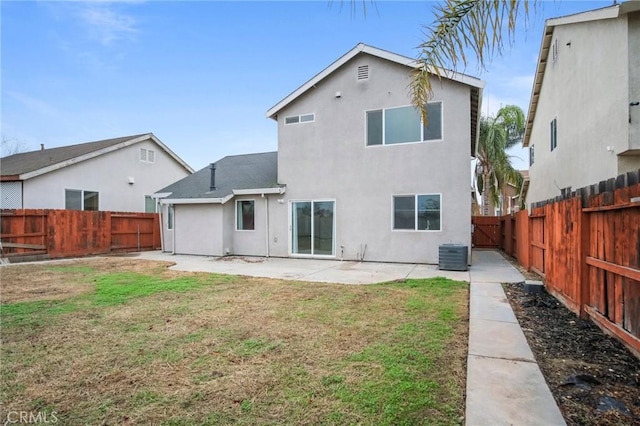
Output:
[156,151,281,203]
[523,2,640,147]
[0,133,194,180]
[266,43,485,156]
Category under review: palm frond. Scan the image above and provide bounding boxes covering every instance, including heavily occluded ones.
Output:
[412,0,531,117]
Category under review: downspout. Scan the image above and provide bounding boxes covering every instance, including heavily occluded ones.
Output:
[263,194,270,257]
[172,204,176,255]
[158,201,165,252]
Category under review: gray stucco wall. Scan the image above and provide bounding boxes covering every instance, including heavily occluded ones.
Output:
[526,15,640,205]
[173,204,223,256]
[629,12,640,152]
[22,139,190,212]
[270,54,473,264]
[229,195,269,256]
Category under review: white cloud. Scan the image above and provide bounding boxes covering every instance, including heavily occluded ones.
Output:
[76,2,139,46]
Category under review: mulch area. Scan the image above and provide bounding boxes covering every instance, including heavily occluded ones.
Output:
[502,271,640,425]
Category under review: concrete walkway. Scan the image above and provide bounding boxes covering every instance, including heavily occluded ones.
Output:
[137,250,565,424]
[466,250,565,426]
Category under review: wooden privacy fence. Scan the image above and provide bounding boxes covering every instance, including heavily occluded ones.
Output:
[0,209,161,261]
[495,172,640,357]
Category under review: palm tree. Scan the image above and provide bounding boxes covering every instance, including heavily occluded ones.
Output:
[411,0,532,117]
[475,105,525,213]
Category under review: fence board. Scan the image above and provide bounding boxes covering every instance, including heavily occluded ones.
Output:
[495,177,640,357]
[1,209,160,260]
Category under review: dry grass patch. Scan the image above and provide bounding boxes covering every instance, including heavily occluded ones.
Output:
[1,258,468,425]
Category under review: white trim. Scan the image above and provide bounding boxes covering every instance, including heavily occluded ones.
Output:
[235,199,256,232]
[159,195,231,205]
[232,187,286,196]
[19,133,194,181]
[152,192,172,199]
[266,43,484,119]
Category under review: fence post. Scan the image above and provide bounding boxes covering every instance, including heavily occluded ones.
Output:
[105,212,112,254]
[579,208,591,319]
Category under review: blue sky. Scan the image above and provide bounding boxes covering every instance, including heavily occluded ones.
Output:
[1,0,611,170]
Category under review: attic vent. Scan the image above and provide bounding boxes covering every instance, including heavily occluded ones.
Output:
[357,65,369,80]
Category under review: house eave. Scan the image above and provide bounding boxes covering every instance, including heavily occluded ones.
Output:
[265,43,485,120]
[522,2,639,148]
[18,133,194,180]
[232,186,286,196]
[159,194,234,205]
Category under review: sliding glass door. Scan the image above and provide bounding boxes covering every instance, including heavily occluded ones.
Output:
[291,201,335,256]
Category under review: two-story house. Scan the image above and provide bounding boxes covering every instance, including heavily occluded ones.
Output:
[523,2,640,205]
[1,133,193,212]
[156,44,484,264]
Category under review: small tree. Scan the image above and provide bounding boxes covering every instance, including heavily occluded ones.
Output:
[1,138,29,157]
[475,105,525,211]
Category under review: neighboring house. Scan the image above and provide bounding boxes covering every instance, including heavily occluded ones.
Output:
[473,171,528,216]
[0,133,193,212]
[157,43,484,264]
[523,2,640,205]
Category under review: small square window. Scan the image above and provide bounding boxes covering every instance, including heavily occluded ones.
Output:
[65,189,82,210]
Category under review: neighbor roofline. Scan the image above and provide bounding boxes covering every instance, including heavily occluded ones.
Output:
[523,2,638,147]
[0,175,20,181]
[265,43,485,120]
[17,133,194,180]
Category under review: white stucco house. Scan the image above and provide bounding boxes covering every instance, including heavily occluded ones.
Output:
[0,133,193,212]
[156,43,484,264]
[523,2,640,205]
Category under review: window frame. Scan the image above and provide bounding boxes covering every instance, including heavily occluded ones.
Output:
[365,101,444,147]
[284,113,315,125]
[167,205,174,230]
[65,189,99,211]
[550,117,557,151]
[391,193,442,232]
[529,145,535,166]
[140,147,155,163]
[236,199,256,231]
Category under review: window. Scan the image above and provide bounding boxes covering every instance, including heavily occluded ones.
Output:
[145,196,157,213]
[285,113,315,125]
[393,194,441,231]
[550,118,557,151]
[366,102,442,146]
[140,148,155,163]
[236,200,255,230]
[529,145,535,166]
[65,189,99,211]
[167,205,174,230]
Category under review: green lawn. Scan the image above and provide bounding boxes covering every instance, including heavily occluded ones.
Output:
[0,258,468,425]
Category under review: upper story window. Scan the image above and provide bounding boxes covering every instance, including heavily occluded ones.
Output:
[529,145,535,166]
[285,113,315,125]
[550,118,557,151]
[140,148,155,163]
[366,102,443,146]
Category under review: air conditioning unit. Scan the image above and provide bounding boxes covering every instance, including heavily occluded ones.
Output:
[439,244,468,271]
